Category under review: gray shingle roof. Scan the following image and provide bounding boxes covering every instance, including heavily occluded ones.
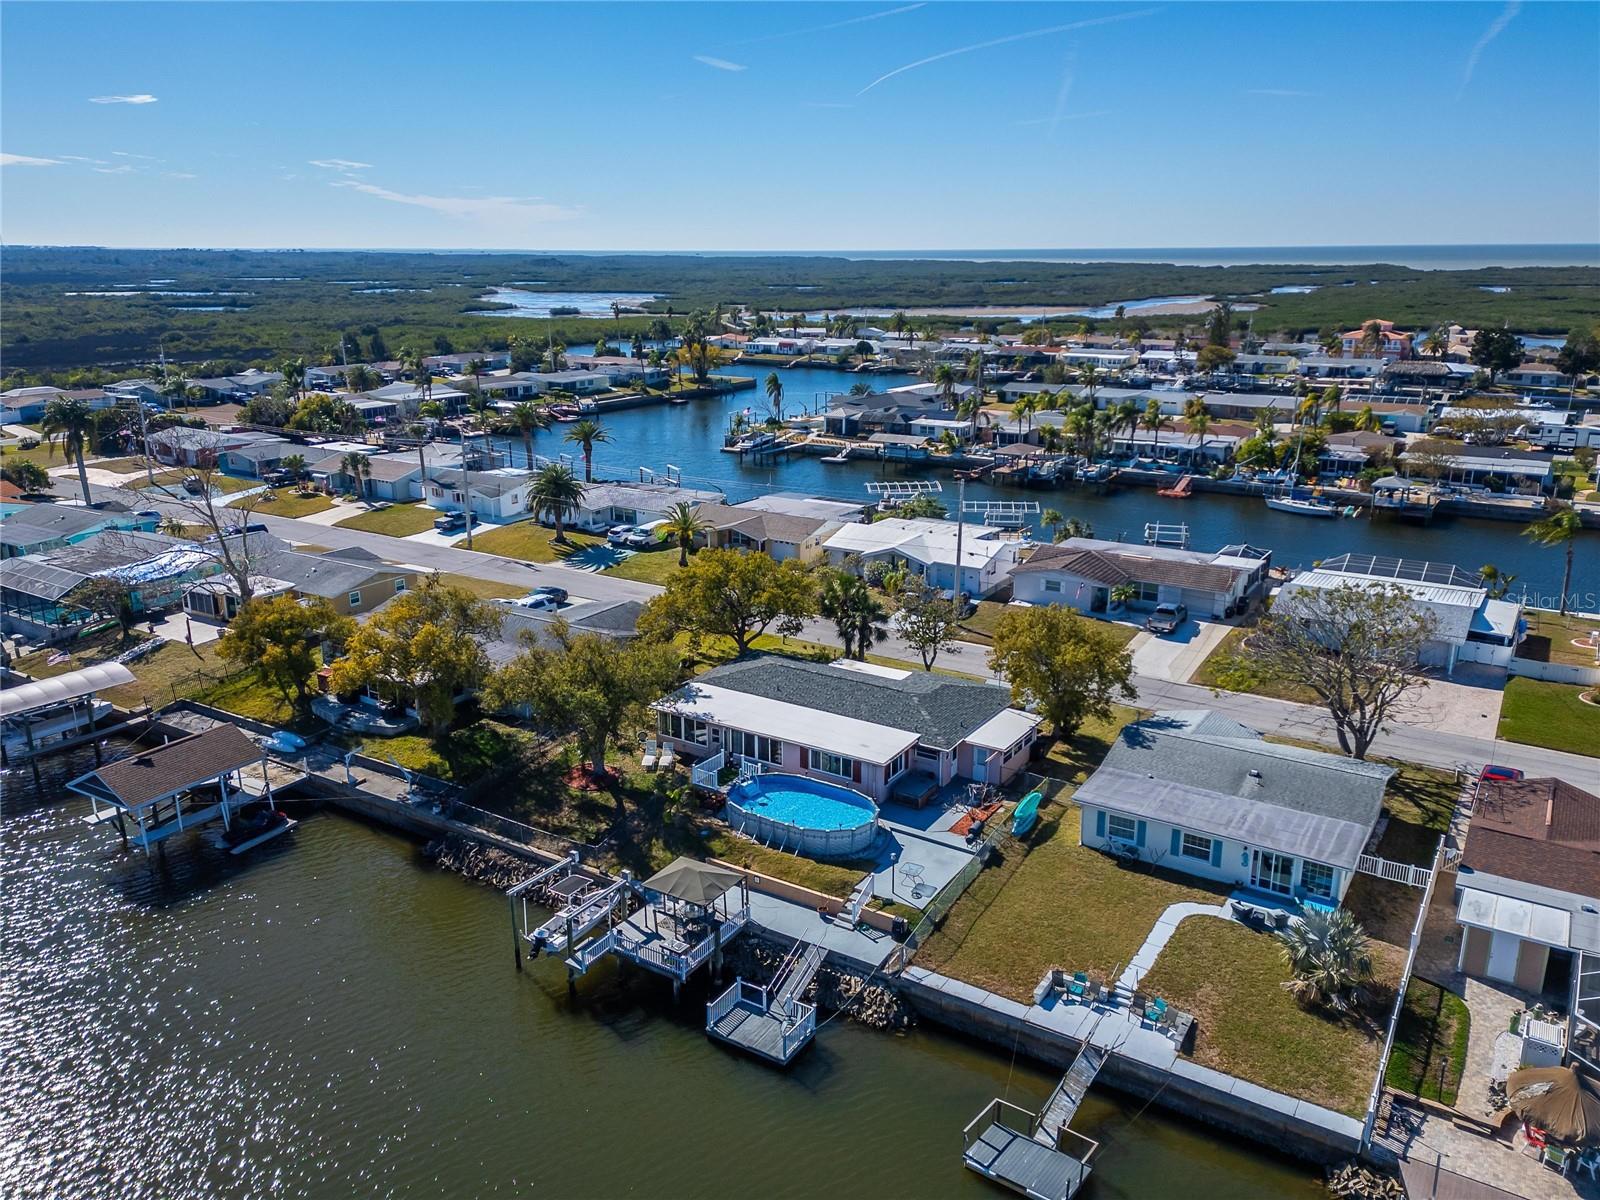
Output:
[71,725,261,810]
[255,548,408,598]
[696,654,1014,751]
[1073,710,1393,869]
[1012,543,1240,593]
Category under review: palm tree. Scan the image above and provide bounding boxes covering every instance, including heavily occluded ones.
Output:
[1187,407,1212,460]
[1358,320,1386,359]
[1421,327,1449,361]
[508,400,552,469]
[465,357,488,404]
[1078,360,1100,407]
[1524,502,1582,615]
[1010,394,1039,436]
[1093,409,1117,461]
[933,362,957,406]
[889,311,909,342]
[1061,516,1094,541]
[157,513,188,538]
[1040,508,1065,541]
[1478,564,1518,599]
[764,372,785,421]
[280,452,308,492]
[1109,582,1138,612]
[819,572,889,661]
[1353,404,1380,432]
[1276,908,1373,1013]
[399,345,432,408]
[41,395,95,504]
[341,452,372,502]
[277,357,307,403]
[1065,404,1095,460]
[563,418,611,483]
[964,350,987,407]
[529,462,586,545]
[658,501,707,567]
[1141,398,1170,457]
[543,342,568,373]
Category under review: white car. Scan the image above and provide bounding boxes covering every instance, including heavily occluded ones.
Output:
[624,519,668,548]
[509,593,560,611]
[606,525,635,546]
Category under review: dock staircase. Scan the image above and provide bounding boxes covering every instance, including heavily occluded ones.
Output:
[706,936,826,1066]
[1035,1044,1107,1146]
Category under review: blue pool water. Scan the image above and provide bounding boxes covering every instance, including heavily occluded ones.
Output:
[733,774,876,832]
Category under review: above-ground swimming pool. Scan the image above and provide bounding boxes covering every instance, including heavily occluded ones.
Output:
[725,773,879,858]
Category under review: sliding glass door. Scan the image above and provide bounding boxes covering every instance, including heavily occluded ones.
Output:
[1251,850,1294,895]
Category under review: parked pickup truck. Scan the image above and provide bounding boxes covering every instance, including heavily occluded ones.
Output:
[1144,602,1188,636]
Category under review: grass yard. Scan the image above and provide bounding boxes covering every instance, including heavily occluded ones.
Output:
[254,487,334,517]
[1385,978,1471,1106]
[1191,625,1322,704]
[144,469,257,496]
[690,832,874,899]
[86,456,152,475]
[602,547,685,585]
[916,802,1229,1000]
[1136,916,1403,1116]
[0,441,75,469]
[745,633,988,681]
[459,521,605,562]
[426,572,526,600]
[1035,704,1146,793]
[1497,676,1600,755]
[1516,609,1600,667]
[334,501,440,536]
[957,602,1142,651]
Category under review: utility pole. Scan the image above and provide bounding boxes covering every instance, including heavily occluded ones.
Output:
[953,472,966,605]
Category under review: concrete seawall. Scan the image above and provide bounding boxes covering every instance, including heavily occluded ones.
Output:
[897,966,1363,1165]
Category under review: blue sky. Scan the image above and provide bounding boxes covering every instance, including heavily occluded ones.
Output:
[2,2,1596,250]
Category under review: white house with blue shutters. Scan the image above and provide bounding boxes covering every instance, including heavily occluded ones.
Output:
[1073,711,1394,906]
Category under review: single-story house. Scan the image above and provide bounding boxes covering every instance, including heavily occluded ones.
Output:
[485,598,643,666]
[186,371,283,403]
[217,440,344,478]
[1398,445,1558,493]
[523,370,610,396]
[1455,777,1599,1051]
[425,351,512,375]
[822,517,1027,599]
[1075,710,1394,904]
[1,386,115,424]
[653,655,1042,804]
[424,468,535,522]
[146,426,279,467]
[691,501,838,562]
[184,545,419,619]
[1275,552,1523,672]
[1504,363,1567,389]
[304,362,397,391]
[0,504,159,559]
[359,381,470,417]
[1010,538,1271,619]
[735,493,866,523]
[347,396,399,424]
[565,356,671,387]
[1298,357,1387,379]
[567,481,723,533]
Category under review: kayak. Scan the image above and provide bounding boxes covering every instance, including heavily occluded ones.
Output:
[1011,790,1043,837]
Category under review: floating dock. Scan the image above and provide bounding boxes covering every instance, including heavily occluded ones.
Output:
[705,938,825,1065]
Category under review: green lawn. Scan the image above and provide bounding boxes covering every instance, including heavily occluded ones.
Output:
[745,633,988,681]
[1497,676,1600,755]
[1385,978,1471,1106]
[254,487,334,517]
[957,601,1141,651]
[1137,916,1402,1116]
[144,469,257,496]
[334,501,440,537]
[460,521,606,562]
[1035,704,1146,792]
[917,800,1229,1000]
[87,456,152,475]
[603,547,685,584]
[692,832,874,899]
[0,441,75,469]
[1516,609,1600,667]
[427,572,526,600]
[1191,625,1322,704]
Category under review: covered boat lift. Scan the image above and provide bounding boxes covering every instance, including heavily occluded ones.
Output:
[67,724,273,853]
[0,662,137,765]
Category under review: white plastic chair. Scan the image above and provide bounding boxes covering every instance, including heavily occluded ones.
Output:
[640,738,659,770]
[658,743,677,770]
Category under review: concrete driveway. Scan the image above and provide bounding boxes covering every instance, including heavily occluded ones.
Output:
[1392,662,1507,741]
[1129,619,1233,684]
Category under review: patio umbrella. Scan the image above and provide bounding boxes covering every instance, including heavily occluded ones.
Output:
[641,858,744,907]
[1505,1065,1600,1144]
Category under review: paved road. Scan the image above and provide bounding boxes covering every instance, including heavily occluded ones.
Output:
[87,478,1598,779]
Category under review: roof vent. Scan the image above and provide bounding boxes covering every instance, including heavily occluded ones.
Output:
[1247,769,1262,779]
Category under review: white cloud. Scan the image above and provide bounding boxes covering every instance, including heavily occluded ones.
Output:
[89,94,158,105]
[858,9,1156,95]
[112,150,160,160]
[333,180,579,224]
[57,155,107,164]
[1461,1,1521,95]
[693,55,747,72]
[309,158,372,172]
[93,164,136,174]
[1,152,62,167]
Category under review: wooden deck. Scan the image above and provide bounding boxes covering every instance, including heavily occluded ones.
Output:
[705,977,817,1065]
[708,999,794,1062]
[964,1118,1091,1200]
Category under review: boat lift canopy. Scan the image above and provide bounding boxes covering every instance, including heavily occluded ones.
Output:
[0,663,136,719]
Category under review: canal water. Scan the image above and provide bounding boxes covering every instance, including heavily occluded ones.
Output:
[503,360,1594,603]
[1,743,1324,1199]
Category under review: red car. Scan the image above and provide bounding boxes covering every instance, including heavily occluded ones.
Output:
[1479,764,1524,784]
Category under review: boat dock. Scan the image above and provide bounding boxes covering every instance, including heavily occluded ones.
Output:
[706,937,825,1065]
[962,1098,1099,1200]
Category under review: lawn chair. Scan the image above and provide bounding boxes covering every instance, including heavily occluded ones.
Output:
[1067,971,1089,1000]
[1542,1145,1571,1174]
[640,738,659,770]
[1520,1124,1548,1158]
[1577,1148,1600,1180]
[657,743,677,770]
[1131,990,1148,1018]
[1144,997,1168,1027]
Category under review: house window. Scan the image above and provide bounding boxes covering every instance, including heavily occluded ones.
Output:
[1180,832,1213,861]
[727,729,781,765]
[657,712,707,745]
[888,750,909,779]
[1107,814,1138,843]
[807,748,854,779]
[1301,861,1335,899]
[394,579,407,594]
[348,591,362,608]
[1043,579,1063,594]
[1135,581,1160,603]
